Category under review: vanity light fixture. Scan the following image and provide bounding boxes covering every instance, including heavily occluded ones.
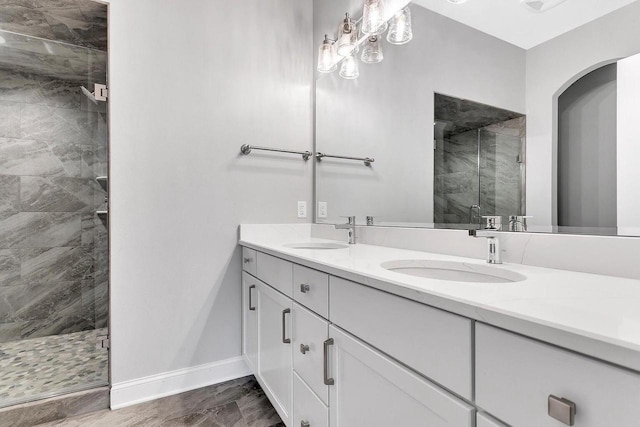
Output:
[317,35,337,73]
[336,13,359,56]
[339,54,360,79]
[361,36,384,64]
[387,6,413,45]
[362,0,388,35]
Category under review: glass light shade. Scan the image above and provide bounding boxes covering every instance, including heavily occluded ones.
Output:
[336,13,358,56]
[361,36,383,64]
[387,6,413,45]
[362,0,387,35]
[339,55,360,80]
[317,35,337,73]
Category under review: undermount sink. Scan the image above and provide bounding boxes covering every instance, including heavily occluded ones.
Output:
[381,260,527,283]
[285,242,349,250]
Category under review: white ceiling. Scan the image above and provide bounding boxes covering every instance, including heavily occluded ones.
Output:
[412,0,639,49]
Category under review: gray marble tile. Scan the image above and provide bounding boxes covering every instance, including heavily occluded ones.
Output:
[236,388,283,427]
[20,176,95,212]
[0,321,24,342]
[0,212,81,248]
[165,402,248,427]
[0,387,108,427]
[0,100,22,139]
[0,1,107,52]
[26,77,81,109]
[0,175,20,215]
[20,104,100,146]
[0,69,36,102]
[21,246,93,283]
[80,213,94,246]
[0,249,21,287]
[0,5,55,40]
[0,137,67,176]
[156,376,258,421]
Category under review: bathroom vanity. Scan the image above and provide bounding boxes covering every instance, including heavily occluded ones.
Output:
[239,225,640,427]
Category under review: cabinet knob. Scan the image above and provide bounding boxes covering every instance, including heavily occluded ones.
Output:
[548,395,576,426]
[300,283,310,293]
[300,344,310,355]
[301,422,310,427]
[243,257,253,264]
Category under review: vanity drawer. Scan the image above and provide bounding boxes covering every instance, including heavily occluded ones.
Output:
[476,324,640,427]
[242,247,257,276]
[293,372,329,427]
[293,302,329,404]
[256,252,293,297]
[477,413,508,427]
[329,277,473,400]
[293,265,329,318]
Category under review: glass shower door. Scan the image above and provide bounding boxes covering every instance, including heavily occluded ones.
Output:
[479,128,526,219]
[0,0,109,408]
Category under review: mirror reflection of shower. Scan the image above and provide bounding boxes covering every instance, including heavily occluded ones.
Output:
[433,94,526,230]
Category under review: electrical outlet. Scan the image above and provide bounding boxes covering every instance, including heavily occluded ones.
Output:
[297,201,307,219]
[318,202,328,218]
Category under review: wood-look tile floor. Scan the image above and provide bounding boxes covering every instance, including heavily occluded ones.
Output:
[35,376,284,427]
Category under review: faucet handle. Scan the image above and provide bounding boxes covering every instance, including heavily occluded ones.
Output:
[339,215,356,224]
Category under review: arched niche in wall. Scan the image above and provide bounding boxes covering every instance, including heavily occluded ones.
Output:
[555,62,618,231]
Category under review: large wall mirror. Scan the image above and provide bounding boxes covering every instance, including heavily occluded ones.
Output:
[314,0,640,236]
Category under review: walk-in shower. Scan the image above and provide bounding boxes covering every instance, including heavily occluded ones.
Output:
[0,0,109,409]
[433,94,526,227]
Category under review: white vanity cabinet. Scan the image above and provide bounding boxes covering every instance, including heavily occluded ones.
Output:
[327,325,475,426]
[476,324,640,427]
[256,280,293,425]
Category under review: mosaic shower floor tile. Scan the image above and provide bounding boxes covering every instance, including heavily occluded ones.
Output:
[0,328,108,408]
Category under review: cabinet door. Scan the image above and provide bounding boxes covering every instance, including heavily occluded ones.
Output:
[293,302,329,404]
[328,326,474,427]
[258,282,293,425]
[242,272,258,372]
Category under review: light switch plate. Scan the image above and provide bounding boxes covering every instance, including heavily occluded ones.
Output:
[318,202,328,218]
[297,201,307,218]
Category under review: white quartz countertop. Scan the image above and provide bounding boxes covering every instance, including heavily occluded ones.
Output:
[239,224,640,372]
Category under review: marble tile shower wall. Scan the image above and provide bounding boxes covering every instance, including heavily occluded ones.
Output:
[0,67,107,344]
[434,117,525,224]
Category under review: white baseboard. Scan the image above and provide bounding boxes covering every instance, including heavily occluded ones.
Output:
[110,356,251,409]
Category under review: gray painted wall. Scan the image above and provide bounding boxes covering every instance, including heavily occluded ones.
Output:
[314,1,526,225]
[558,64,617,229]
[109,0,313,386]
[525,1,640,229]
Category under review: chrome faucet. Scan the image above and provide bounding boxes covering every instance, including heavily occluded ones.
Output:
[335,216,356,244]
[469,229,502,264]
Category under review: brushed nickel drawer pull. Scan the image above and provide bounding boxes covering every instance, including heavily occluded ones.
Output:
[282,308,291,344]
[301,421,310,427]
[323,338,335,385]
[243,257,253,264]
[548,395,576,426]
[300,283,310,293]
[248,285,256,311]
[300,344,310,354]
